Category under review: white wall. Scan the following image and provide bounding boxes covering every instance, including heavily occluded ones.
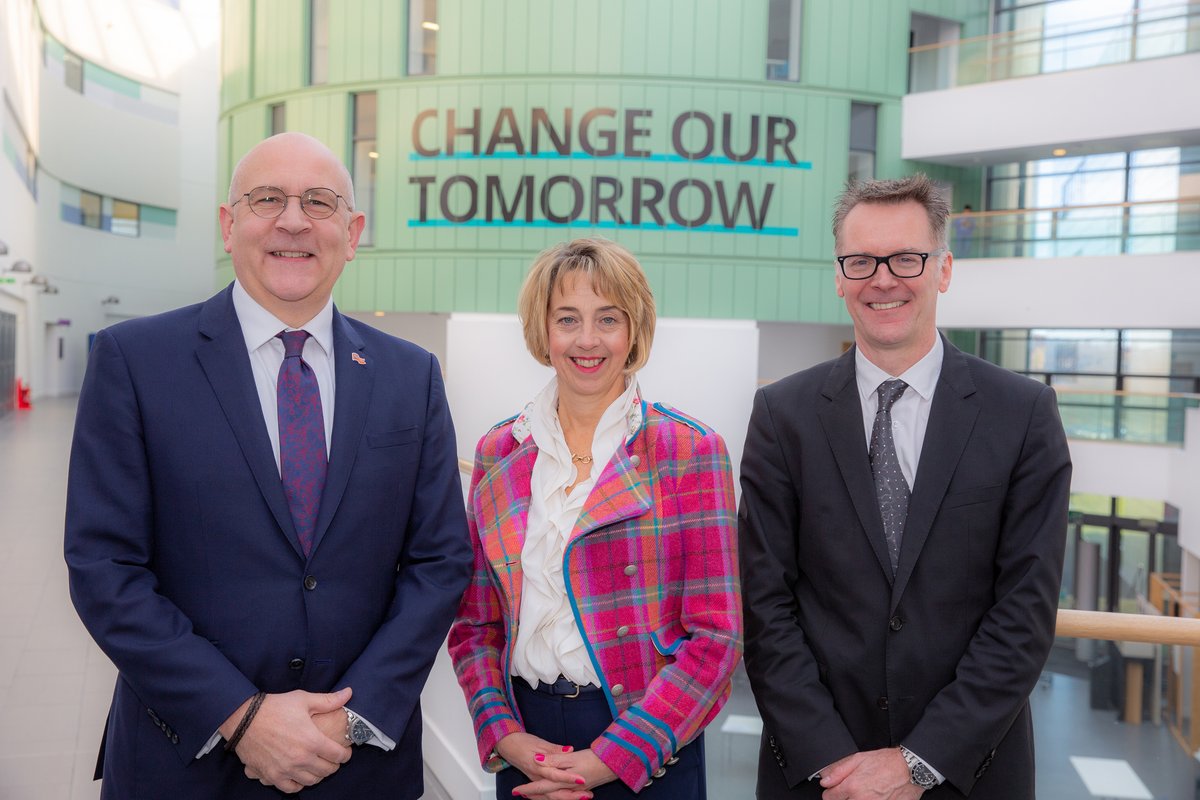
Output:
[903,51,1200,166]
[758,321,852,383]
[939,252,1200,330]
[10,0,219,399]
[445,314,758,478]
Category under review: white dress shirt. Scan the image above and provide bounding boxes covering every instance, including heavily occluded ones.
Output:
[854,335,944,490]
[849,335,946,785]
[510,375,642,689]
[198,282,392,757]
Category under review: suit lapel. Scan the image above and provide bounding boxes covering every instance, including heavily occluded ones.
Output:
[194,286,302,557]
[891,339,980,609]
[817,348,894,582]
[310,311,372,555]
[474,437,538,615]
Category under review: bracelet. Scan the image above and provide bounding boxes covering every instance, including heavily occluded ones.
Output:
[224,691,266,753]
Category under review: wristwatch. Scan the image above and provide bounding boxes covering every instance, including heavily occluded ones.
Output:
[900,746,938,790]
[345,709,372,746]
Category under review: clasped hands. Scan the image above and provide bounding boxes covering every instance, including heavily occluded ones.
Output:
[496,731,617,800]
[222,686,355,794]
[818,747,925,800]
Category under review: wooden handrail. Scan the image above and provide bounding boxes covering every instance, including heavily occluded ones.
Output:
[1057,609,1200,647]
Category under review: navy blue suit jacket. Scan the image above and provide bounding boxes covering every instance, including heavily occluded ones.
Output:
[65,285,472,798]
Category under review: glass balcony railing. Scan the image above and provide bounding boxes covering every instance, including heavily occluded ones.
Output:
[909,2,1200,91]
[950,197,1200,259]
[1046,388,1200,445]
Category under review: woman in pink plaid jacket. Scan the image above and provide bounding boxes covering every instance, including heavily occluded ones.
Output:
[448,239,742,799]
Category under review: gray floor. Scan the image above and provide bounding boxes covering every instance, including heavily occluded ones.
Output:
[2,397,1199,799]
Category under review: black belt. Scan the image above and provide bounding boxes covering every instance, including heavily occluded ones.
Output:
[531,676,602,698]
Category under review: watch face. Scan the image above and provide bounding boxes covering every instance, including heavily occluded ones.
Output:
[910,761,938,788]
[350,718,371,746]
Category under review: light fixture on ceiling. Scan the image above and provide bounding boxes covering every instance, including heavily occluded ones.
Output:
[0,240,8,256]
[1052,148,1067,156]
[422,21,440,31]
[101,296,120,305]
[373,310,385,317]
[368,151,379,159]
[41,284,59,295]
[28,274,47,286]
[8,259,32,273]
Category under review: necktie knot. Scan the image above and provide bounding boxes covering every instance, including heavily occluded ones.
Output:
[876,379,908,414]
[279,330,310,359]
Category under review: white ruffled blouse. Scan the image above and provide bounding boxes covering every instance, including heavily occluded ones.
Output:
[509,374,643,689]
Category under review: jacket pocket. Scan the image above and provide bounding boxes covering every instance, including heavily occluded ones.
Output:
[367,426,419,448]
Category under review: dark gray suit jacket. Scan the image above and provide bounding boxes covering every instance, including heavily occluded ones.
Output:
[739,338,1070,799]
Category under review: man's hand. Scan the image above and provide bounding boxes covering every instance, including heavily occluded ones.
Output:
[512,747,617,799]
[223,688,354,793]
[819,748,924,800]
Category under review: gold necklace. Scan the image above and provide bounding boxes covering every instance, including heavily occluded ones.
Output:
[571,452,593,464]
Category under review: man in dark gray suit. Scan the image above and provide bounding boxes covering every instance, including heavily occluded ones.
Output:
[739,175,1070,799]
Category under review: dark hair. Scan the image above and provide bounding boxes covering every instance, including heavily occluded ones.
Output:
[832,174,950,249]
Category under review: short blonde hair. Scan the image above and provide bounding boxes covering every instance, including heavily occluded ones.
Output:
[518,238,657,373]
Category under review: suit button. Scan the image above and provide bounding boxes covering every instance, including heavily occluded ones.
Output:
[611,683,625,696]
[877,696,889,710]
[289,658,305,670]
[889,616,904,631]
[624,565,637,576]
[629,455,641,467]
[304,575,317,590]
[616,625,630,637]
[171,733,179,744]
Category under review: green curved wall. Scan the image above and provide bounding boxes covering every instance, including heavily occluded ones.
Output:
[218,0,986,322]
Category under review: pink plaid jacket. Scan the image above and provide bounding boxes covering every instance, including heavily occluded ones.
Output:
[447,401,742,791]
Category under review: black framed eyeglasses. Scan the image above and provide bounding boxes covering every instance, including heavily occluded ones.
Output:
[231,186,350,220]
[836,249,946,280]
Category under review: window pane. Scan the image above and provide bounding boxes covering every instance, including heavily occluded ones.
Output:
[409,0,438,75]
[766,0,802,81]
[80,191,102,228]
[310,0,329,85]
[64,51,83,92]
[352,93,377,247]
[270,103,286,135]
[111,200,140,237]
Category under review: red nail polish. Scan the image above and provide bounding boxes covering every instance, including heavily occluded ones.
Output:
[562,745,573,752]
[575,777,586,785]
[534,753,545,762]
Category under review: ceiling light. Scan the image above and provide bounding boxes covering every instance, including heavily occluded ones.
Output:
[9,259,32,273]
[368,151,379,159]
[422,21,440,31]
[1052,148,1067,156]
[373,311,385,317]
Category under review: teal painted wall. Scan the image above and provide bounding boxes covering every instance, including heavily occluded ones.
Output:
[217,0,989,322]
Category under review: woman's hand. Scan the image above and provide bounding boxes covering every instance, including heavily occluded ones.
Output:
[496,732,585,797]
[511,748,617,799]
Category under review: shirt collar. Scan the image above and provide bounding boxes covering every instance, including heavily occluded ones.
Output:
[855,334,944,403]
[231,280,335,358]
[513,374,643,445]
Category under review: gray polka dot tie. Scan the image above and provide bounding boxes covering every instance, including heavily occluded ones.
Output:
[870,379,910,574]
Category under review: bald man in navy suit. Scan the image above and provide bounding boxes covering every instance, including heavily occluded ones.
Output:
[66,133,472,798]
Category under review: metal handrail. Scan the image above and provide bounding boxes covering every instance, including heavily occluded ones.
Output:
[1057,608,1200,647]
[950,196,1200,220]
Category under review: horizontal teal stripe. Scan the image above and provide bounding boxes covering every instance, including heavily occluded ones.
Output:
[85,62,141,98]
[410,152,812,169]
[140,205,177,226]
[408,219,798,236]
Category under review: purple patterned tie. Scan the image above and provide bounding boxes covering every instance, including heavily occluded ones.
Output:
[277,330,326,556]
